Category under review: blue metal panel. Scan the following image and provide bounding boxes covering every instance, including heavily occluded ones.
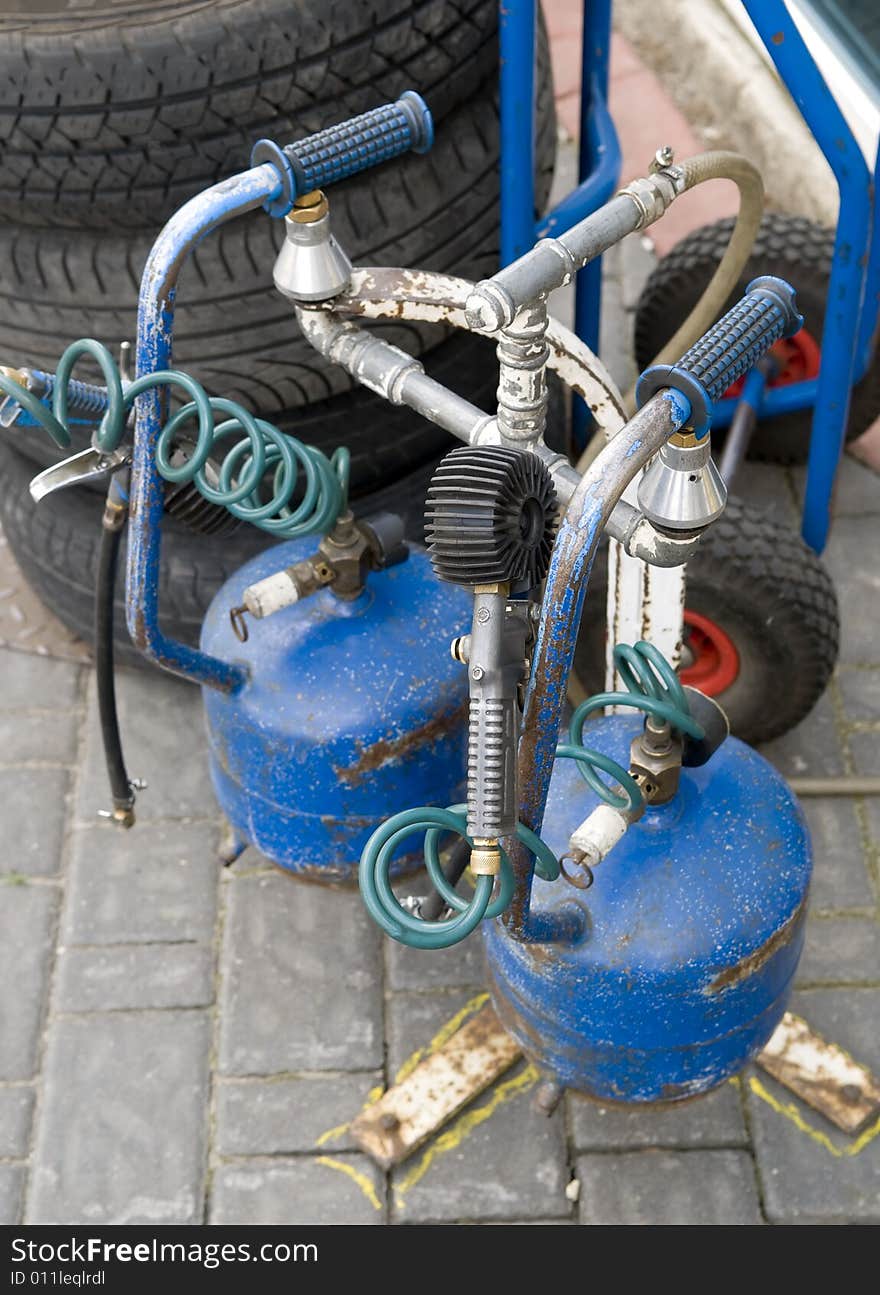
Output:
[484,716,812,1100]
[200,540,472,882]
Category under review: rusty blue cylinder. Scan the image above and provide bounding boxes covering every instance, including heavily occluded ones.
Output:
[484,715,812,1102]
[200,538,470,883]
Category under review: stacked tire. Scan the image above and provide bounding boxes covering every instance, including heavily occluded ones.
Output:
[0,0,558,661]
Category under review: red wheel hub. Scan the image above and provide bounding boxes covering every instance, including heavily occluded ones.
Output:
[680,609,740,696]
[724,327,821,398]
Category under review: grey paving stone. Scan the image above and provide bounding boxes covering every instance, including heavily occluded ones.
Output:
[210,1156,385,1225]
[28,1010,211,1224]
[75,669,214,824]
[576,1149,762,1224]
[797,917,880,985]
[833,456,880,515]
[567,1079,747,1151]
[385,987,489,1082]
[864,796,880,852]
[387,991,569,1223]
[219,874,382,1075]
[747,988,880,1223]
[0,1165,24,1225]
[849,728,880,776]
[837,668,880,722]
[801,796,875,911]
[0,651,82,709]
[64,821,218,945]
[215,1072,383,1156]
[822,515,880,664]
[0,767,69,877]
[0,1087,34,1158]
[759,692,846,779]
[0,710,79,764]
[385,927,487,992]
[793,455,880,518]
[0,882,58,1080]
[56,943,215,1013]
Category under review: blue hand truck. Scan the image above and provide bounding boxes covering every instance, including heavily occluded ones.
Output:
[500,0,880,554]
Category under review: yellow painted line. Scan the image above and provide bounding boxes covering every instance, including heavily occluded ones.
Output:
[314,990,501,1202]
[314,1084,384,1148]
[748,1074,880,1158]
[393,990,490,1085]
[316,1156,383,1212]
[394,1063,539,1209]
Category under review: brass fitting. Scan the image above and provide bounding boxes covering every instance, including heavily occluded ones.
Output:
[668,431,699,448]
[469,839,501,876]
[290,189,329,223]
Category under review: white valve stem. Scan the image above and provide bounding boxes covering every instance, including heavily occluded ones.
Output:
[242,569,302,620]
[569,803,637,870]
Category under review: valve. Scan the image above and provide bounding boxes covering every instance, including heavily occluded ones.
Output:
[231,510,408,639]
[425,445,557,876]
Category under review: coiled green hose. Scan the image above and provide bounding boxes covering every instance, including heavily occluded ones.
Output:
[359,803,559,950]
[362,642,706,949]
[558,640,704,811]
[0,338,350,538]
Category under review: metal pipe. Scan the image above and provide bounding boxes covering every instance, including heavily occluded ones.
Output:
[507,388,692,936]
[294,306,494,442]
[495,301,550,445]
[128,162,280,691]
[299,299,693,566]
[789,776,880,798]
[467,191,653,332]
[719,362,768,485]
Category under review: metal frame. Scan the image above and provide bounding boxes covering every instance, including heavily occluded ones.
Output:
[501,0,620,361]
[499,0,880,553]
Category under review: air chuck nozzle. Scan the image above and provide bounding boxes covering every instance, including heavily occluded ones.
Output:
[425,445,559,852]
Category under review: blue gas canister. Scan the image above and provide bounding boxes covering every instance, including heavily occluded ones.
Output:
[483,715,812,1102]
[200,537,471,882]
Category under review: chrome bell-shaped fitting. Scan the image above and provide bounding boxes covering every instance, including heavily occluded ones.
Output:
[637,434,727,532]
[273,191,352,303]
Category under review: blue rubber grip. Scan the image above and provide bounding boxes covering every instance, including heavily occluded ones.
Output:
[635,275,803,437]
[283,91,433,194]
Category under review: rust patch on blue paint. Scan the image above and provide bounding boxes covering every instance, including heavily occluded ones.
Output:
[705,894,807,995]
[334,700,467,788]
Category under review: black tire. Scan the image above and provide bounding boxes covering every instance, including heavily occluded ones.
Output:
[0,65,557,422]
[572,497,840,745]
[0,436,444,669]
[0,0,500,229]
[633,213,880,464]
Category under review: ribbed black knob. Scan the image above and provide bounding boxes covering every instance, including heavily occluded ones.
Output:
[425,445,558,588]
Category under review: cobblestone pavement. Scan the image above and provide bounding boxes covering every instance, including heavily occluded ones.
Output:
[1,209,879,1226]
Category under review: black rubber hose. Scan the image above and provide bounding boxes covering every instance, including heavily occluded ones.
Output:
[419,837,471,920]
[95,486,135,826]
